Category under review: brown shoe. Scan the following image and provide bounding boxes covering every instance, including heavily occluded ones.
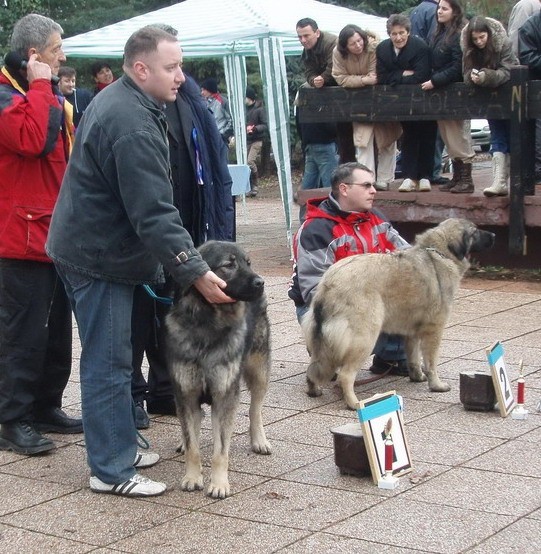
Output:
[450,182,474,193]
[439,181,455,191]
[450,162,474,193]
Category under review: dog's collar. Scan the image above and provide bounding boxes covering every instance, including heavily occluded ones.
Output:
[424,247,447,259]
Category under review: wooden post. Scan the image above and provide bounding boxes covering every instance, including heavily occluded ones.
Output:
[508,67,535,255]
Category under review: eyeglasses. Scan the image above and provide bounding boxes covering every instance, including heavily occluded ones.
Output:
[343,181,376,189]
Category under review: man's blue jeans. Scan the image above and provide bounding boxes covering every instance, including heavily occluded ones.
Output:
[301,142,338,189]
[55,265,137,484]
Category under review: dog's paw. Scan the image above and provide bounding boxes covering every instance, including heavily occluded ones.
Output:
[181,473,204,492]
[429,380,451,393]
[408,368,427,383]
[207,480,230,499]
[252,438,272,455]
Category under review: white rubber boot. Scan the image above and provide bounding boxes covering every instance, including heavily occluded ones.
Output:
[483,152,508,197]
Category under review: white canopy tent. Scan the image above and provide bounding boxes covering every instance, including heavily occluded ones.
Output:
[62,0,387,243]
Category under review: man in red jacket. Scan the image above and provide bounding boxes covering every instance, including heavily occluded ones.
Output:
[0,14,82,456]
[288,162,411,375]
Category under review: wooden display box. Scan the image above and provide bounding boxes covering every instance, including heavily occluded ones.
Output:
[330,422,371,477]
[459,372,496,411]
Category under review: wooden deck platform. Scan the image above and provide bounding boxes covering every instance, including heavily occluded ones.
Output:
[297,74,541,256]
[296,160,541,267]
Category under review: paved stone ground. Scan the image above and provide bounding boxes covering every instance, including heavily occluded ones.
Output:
[1,195,540,553]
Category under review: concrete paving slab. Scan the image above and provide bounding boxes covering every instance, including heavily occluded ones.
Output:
[272,342,311,364]
[325,497,514,554]
[406,423,505,466]
[1,490,186,547]
[466,517,541,553]
[271,321,304,349]
[224,435,332,478]
[442,324,522,344]
[204,478,382,531]
[281,452,450,496]
[516,425,541,444]
[112,511,309,553]
[268,360,307,381]
[264,412,354,448]
[201,403,301,435]
[142,460,270,511]
[414,404,539,439]
[0,523,95,554]
[402,466,541,516]
[464,437,541,478]
[280,532,424,553]
[255,381,339,412]
[0,473,79,516]
[0,442,88,487]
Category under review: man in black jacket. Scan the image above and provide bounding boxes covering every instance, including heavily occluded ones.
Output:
[47,26,233,498]
[518,6,541,183]
[245,86,267,197]
[131,25,234,425]
[296,17,337,87]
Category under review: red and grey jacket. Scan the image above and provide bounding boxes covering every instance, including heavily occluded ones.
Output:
[0,67,71,262]
[288,194,410,306]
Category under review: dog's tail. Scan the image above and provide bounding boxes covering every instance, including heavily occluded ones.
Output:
[301,300,324,354]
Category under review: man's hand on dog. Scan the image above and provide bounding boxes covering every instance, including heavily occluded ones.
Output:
[194,271,235,303]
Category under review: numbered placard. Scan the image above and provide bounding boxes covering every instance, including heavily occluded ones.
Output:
[486,342,516,417]
[357,391,412,484]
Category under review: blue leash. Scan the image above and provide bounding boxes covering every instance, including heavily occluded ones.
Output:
[142,284,173,305]
[135,285,172,449]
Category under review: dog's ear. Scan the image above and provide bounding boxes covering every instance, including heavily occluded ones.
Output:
[448,230,471,260]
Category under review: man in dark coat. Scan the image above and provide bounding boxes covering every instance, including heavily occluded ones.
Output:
[518,6,541,183]
[410,0,438,42]
[296,17,337,87]
[47,26,233,497]
[245,86,268,197]
[131,25,234,423]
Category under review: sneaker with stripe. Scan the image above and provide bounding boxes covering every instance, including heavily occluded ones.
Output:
[90,473,166,497]
[134,451,160,469]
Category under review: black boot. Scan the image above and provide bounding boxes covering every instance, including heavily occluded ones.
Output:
[34,407,83,434]
[146,397,177,416]
[441,159,463,191]
[0,421,55,455]
[246,172,258,197]
[450,161,474,193]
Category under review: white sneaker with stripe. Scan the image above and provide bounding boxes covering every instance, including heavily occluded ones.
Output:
[90,473,166,497]
[134,451,160,468]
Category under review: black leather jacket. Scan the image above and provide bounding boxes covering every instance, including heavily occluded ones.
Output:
[47,74,209,288]
[518,11,541,79]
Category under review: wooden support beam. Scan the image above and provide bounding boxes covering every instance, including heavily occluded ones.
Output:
[508,67,534,255]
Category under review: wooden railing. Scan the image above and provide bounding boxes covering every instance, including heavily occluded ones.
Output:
[297,67,540,255]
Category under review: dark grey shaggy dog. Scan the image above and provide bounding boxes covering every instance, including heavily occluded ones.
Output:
[165,241,271,499]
